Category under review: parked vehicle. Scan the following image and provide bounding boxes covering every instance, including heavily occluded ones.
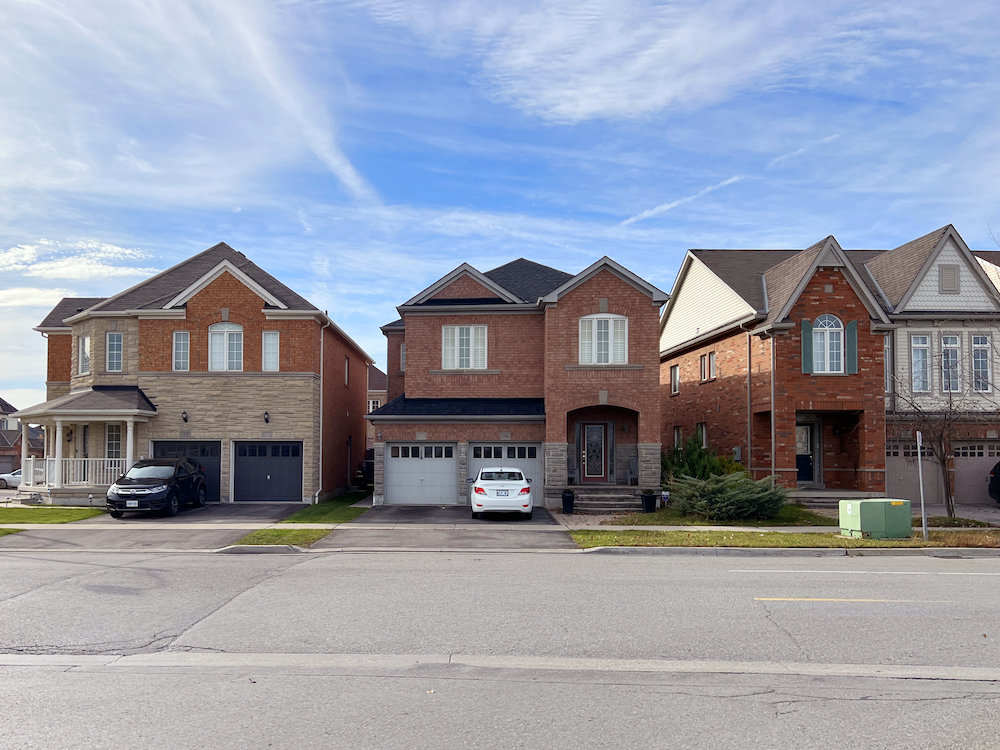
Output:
[469,467,532,520]
[106,459,207,518]
[989,461,1000,504]
[0,468,21,489]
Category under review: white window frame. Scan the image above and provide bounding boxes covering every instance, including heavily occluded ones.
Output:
[262,331,280,372]
[208,322,243,372]
[400,343,406,372]
[696,422,708,448]
[812,314,844,374]
[442,325,488,370]
[106,332,123,372]
[78,336,91,375]
[941,334,961,393]
[972,334,992,393]
[673,426,682,447]
[670,365,680,395]
[368,399,381,413]
[708,351,716,380]
[578,314,628,365]
[910,334,931,393]
[172,331,190,372]
[105,423,122,459]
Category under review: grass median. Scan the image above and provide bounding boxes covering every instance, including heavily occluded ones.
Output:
[0,529,22,539]
[0,508,106,524]
[235,528,332,548]
[279,490,371,524]
[603,504,839,527]
[571,528,1000,549]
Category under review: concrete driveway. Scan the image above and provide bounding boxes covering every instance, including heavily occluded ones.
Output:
[313,504,577,551]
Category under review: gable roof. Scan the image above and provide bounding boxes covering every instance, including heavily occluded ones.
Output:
[404,263,524,306]
[0,397,16,414]
[864,226,952,308]
[483,259,573,303]
[540,256,668,304]
[37,298,107,330]
[761,238,829,325]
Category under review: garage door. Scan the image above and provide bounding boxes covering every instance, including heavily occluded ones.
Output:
[153,441,222,502]
[0,456,15,474]
[953,442,1000,504]
[385,443,458,504]
[234,441,303,502]
[468,443,542,502]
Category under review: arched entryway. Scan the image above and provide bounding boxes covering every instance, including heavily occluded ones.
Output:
[566,406,639,485]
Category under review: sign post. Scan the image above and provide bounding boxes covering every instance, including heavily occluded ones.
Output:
[916,431,928,541]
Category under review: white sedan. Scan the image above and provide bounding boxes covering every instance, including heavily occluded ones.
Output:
[470,467,532,520]
[0,468,21,489]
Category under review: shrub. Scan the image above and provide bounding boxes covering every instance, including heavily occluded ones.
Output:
[661,436,748,484]
[669,473,788,521]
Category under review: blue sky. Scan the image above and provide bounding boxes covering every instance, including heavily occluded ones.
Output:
[3,0,1000,409]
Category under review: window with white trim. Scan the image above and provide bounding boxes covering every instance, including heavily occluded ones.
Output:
[400,343,406,372]
[172,331,190,371]
[579,314,627,365]
[669,365,680,394]
[368,399,381,413]
[209,323,243,371]
[911,335,930,392]
[673,426,682,447]
[812,314,844,373]
[696,422,708,448]
[941,335,961,393]
[700,351,716,381]
[106,332,122,372]
[442,325,487,369]
[973,335,991,392]
[105,423,122,459]
[78,336,91,375]
[262,331,279,372]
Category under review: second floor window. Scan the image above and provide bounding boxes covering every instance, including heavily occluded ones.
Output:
[973,335,992,392]
[262,331,279,372]
[700,351,716,381]
[670,365,680,394]
[400,343,406,372]
[173,331,190,371]
[942,335,961,393]
[911,335,930,392]
[106,332,122,372]
[812,314,843,373]
[209,323,243,371]
[442,325,486,369]
[78,336,91,375]
[368,399,381,413]
[579,314,627,365]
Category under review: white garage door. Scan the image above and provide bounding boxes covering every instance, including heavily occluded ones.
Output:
[468,443,543,502]
[953,442,1000,504]
[385,443,458,504]
[886,443,943,504]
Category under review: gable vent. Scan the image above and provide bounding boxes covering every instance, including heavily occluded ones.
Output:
[940,265,959,294]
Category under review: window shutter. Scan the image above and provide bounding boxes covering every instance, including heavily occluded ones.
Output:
[473,326,486,369]
[579,319,593,364]
[846,320,858,374]
[801,320,813,374]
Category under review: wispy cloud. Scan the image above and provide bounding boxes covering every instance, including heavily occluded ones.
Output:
[620,176,744,226]
[767,134,841,169]
[0,240,158,279]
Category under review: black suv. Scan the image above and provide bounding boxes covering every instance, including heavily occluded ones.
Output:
[106,458,208,518]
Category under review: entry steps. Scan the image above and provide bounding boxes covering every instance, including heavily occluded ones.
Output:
[552,486,644,515]
[790,489,887,509]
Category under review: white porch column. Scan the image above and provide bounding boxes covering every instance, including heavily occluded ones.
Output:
[54,420,64,488]
[19,419,29,477]
[125,418,135,469]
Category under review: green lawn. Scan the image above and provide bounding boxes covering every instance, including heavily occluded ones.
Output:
[236,528,332,547]
[603,503,840,527]
[0,507,106,524]
[571,528,1000,549]
[279,491,371,524]
[919,515,995,528]
[0,529,22,538]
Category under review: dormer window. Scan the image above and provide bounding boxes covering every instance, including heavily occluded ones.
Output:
[579,314,627,365]
[209,322,243,371]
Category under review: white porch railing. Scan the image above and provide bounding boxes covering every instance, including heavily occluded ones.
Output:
[22,457,128,488]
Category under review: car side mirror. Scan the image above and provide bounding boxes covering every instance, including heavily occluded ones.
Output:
[527,478,532,484]
[466,478,474,483]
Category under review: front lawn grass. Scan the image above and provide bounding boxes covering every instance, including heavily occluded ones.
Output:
[603,503,840,527]
[919,515,995,528]
[279,490,371,524]
[236,529,331,547]
[571,529,1000,549]
[0,529,22,538]
[0,507,105,524]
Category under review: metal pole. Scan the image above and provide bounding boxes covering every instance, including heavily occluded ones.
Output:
[916,430,928,541]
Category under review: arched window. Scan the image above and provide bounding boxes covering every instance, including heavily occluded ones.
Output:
[209,322,243,371]
[812,314,843,373]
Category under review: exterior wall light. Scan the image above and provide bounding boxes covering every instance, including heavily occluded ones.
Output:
[263,411,270,424]
[181,411,188,423]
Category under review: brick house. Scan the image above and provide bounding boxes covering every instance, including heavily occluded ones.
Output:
[12,243,371,504]
[368,258,667,509]
[0,397,43,475]
[660,225,1000,504]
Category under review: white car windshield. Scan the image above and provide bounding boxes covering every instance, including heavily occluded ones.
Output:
[480,471,523,481]
[124,465,174,479]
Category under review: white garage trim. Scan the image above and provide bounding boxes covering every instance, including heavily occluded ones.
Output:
[385,442,459,504]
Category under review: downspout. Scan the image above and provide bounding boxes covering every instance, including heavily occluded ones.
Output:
[746,331,752,475]
[313,317,331,504]
[770,334,776,489]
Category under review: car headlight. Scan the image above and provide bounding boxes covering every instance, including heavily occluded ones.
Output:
[148,485,169,494]
[108,484,121,494]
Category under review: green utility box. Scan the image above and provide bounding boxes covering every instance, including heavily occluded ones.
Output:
[839,499,912,539]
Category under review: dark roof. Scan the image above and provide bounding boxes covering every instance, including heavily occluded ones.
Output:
[15,386,157,417]
[484,259,573,303]
[0,428,45,448]
[370,395,546,418]
[762,238,828,324]
[973,251,1000,266]
[87,243,316,313]
[368,366,388,391]
[0,397,16,414]
[383,319,404,328]
[418,297,505,306]
[38,298,107,329]
[865,226,951,307]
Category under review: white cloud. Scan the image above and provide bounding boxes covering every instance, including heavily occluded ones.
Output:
[0,240,158,280]
[0,287,75,309]
[620,175,743,226]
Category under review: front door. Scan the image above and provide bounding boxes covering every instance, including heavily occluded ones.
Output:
[582,423,607,482]
[796,424,814,483]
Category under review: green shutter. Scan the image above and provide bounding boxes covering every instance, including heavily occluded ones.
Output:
[846,320,858,374]
[801,319,813,374]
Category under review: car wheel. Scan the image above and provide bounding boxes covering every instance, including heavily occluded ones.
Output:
[523,511,532,521]
[163,493,180,517]
[109,510,124,519]
[0,479,7,489]
[194,487,206,508]
[471,511,479,519]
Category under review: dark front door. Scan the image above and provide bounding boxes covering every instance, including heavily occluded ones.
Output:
[582,423,608,482]
[796,425,814,483]
[153,441,222,501]
[234,441,303,502]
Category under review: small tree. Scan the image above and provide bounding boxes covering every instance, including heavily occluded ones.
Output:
[661,436,747,485]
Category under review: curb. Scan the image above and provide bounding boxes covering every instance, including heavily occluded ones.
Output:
[215,544,306,554]
[581,546,1000,557]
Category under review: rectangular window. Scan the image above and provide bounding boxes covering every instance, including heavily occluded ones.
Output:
[673,426,682,448]
[262,331,279,372]
[579,316,627,365]
[942,335,960,392]
[78,336,91,375]
[106,332,123,372]
[700,355,707,381]
[911,335,930,392]
[105,424,122,459]
[442,326,487,369]
[973,335,991,392]
[696,423,707,448]
[708,351,716,379]
[670,365,680,394]
[345,356,350,386]
[368,399,381,413]
[400,343,406,372]
[884,333,893,394]
[173,331,190,371]
[596,318,609,363]
[210,328,243,371]
[228,332,242,371]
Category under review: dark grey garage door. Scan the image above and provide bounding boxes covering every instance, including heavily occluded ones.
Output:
[153,441,222,502]
[234,442,303,502]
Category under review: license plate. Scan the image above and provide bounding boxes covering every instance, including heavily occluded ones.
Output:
[496,490,508,496]
[126,500,139,508]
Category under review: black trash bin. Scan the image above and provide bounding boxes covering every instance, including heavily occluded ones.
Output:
[641,492,657,513]
[562,490,575,514]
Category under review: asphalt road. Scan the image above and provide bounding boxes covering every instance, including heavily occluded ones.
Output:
[1,552,998,748]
